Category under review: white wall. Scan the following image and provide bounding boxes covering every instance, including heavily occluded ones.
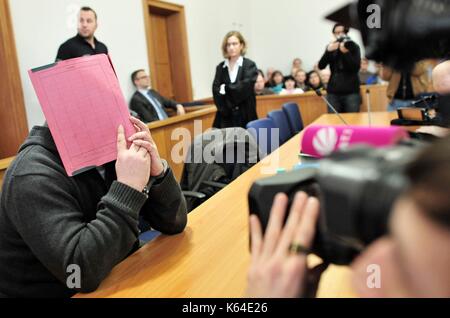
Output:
[249,0,364,75]
[10,0,366,130]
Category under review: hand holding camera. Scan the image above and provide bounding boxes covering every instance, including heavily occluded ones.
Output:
[327,41,340,52]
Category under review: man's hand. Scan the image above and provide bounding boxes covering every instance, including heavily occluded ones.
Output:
[339,42,349,54]
[246,192,328,298]
[327,41,340,52]
[127,117,165,177]
[176,104,186,116]
[115,125,151,192]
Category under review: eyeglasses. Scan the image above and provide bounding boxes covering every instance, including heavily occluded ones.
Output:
[136,75,149,80]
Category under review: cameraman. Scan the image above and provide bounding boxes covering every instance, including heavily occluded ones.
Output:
[318,24,362,113]
[416,60,450,137]
[246,136,450,298]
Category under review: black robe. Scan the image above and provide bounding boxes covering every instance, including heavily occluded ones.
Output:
[212,57,258,128]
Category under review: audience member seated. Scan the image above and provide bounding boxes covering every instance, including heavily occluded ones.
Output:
[268,70,284,94]
[129,69,186,123]
[359,58,377,85]
[280,76,304,95]
[255,70,274,96]
[291,58,303,76]
[319,68,331,89]
[294,69,308,91]
[306,70,324,91]
[265,67,275,88]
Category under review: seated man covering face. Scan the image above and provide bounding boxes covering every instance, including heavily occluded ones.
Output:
[129,70,186,123]
[0,114,187,297]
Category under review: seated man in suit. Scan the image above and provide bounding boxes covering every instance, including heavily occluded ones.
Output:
[130,70,185,123]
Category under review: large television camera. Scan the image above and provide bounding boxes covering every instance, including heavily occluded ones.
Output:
[249,142,426,265]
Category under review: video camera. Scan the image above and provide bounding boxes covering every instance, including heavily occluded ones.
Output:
[249,142,426,265]
[248,0,450,265]
[336,35,357,51]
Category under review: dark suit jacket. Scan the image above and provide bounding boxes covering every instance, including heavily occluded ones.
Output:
[129,89,178,123]
[212,57,258,128]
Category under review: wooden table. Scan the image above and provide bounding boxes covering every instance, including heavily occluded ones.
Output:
[76,112,398,298]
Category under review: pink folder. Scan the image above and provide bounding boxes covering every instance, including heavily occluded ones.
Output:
[29,54,135,176]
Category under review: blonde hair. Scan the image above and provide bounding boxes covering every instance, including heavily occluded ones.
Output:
[221,31,247,58]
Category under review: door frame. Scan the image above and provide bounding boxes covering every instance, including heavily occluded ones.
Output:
[142,0,193,102]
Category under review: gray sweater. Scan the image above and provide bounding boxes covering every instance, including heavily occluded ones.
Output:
[0,126,187,298]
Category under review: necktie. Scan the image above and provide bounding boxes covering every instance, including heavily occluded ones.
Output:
[147,91,169,120]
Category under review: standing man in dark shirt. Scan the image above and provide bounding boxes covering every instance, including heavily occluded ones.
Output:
[56,7,108,61]
[318,24,362,113]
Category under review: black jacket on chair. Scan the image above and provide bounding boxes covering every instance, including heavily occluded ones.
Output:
[129,89,178,123]
[212,58,258,128]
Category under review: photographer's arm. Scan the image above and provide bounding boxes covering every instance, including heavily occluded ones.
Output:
[380,65,394,81]
[341,44,361,72]
[411,61,428,77]
[318,50,332,70]
[319,42,341,70]
[246,192,328,298]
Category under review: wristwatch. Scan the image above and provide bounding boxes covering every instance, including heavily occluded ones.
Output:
[141,159,169,198]
[153,159,169,181]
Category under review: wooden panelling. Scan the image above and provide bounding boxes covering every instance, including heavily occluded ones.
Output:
[360,84,389,112]
[0,0,28,158]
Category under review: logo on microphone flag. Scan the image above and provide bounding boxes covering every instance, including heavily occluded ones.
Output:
[312,127,338,156]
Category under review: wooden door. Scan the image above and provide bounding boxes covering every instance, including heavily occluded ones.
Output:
[150,13,175,100]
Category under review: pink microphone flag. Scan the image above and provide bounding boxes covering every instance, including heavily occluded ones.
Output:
[301,125,410,158]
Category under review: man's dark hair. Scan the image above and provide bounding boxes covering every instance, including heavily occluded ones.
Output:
[406,135,450,228]
[80,6,98,20]
[332,23,350,34]
[131,69,145,86]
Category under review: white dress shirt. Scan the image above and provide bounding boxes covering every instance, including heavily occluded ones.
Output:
[220,56,244,95]
[223,56,244,83]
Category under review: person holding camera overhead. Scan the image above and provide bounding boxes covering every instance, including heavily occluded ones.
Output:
[212,31,258,128]
[318,23,362,113]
